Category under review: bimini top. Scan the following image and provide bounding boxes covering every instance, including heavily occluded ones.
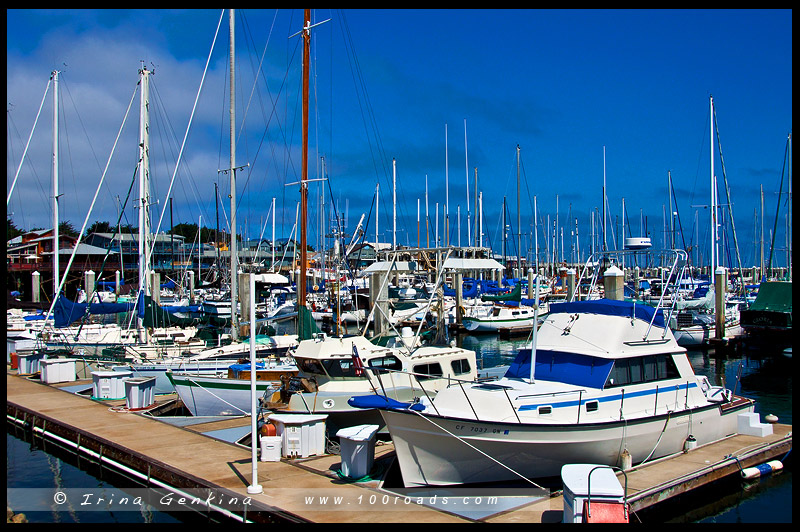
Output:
[548,299,666,329]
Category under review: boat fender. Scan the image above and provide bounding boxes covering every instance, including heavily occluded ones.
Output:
[683,435,697,452]
[741,460,783,480]
[619,449,632,470]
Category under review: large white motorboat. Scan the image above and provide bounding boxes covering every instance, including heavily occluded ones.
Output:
[352,250,757,487]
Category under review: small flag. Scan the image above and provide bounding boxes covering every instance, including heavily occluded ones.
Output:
[352,344,364,377]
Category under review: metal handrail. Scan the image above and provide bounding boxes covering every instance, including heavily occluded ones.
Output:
[585,465,629,522]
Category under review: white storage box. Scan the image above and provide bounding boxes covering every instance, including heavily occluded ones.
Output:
[260,435,282,462]
[267,414,328,458]
[92,370,133,400]
[40,358,77,384]
[561,464,626,523]
[336,424,379,479]
[17,350,45,375]
[124,377,156,409]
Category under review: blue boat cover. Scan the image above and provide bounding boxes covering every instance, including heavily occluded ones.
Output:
[504,349,614,388]
[548,298,666,329]
[348,394,426,411]
[53,295,136,328]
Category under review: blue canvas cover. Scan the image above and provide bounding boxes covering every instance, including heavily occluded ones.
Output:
[548,298,666,329]
[348,394,426,411]
[53,295,135,328]
[504,348,614,389]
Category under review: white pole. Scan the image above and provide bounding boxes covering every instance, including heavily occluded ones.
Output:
[435,202,439,247]
[478,192,483,248]
[52,70,60,298]
[529,271,539,383]
[271,197,275,271]
[247,272,262,495]
[445,122,449,245]
[425,175,429,248]
[464,118,470,247]
[602,146,607,252]
[375,182,379,245]
[710,95,717,275]
[392,158,397,249]
[229,9,239,341]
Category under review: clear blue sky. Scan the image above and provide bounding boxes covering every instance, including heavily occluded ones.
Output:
[6,9,792,269]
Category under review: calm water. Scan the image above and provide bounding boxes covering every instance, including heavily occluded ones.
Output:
[6,332,792,523]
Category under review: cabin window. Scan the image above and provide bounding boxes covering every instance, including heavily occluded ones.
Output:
[413,362,444,381]
[605,354,680,388]
[585,401,599,412]
[538,406,552,415]
[367,355,403,372]
[321,359,360,378]
[451,358,472,375]
[297,358,327,376]
[512,311,520,316]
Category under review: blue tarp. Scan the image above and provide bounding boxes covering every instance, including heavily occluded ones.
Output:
[443,281,479,298]
[548,298,666,329]
[504,348,614,388]
[53,295,136,328]
[348,395,426,411]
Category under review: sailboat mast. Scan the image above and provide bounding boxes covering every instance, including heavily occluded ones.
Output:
[229,9,239,340]
[298,8,311,337]
[51,69,60,298]
[709,95,717,276]
[517,145,521,273]
[138,65,152,323]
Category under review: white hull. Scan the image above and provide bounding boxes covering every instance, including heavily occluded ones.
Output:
[381,400,751,487]
[168,364,297,416]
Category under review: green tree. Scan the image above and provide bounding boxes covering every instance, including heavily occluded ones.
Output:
[87,220,114,234]
[7,216,24,241]
[58,221,79,238]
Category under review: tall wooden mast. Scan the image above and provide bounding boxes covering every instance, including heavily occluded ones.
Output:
[298,8,311,339]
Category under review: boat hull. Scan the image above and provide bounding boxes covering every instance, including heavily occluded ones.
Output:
[380,399,753,487]
[167,367,297,416]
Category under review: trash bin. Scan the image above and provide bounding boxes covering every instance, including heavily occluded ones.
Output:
[336,424,380,479]
[124,377,156,409]
[260,435,282,462]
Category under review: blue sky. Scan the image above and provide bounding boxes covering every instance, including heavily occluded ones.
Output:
[6,9,792,269]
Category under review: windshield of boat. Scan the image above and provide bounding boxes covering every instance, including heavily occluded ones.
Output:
[296,357,363,379]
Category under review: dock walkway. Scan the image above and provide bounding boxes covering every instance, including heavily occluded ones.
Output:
[6,370,792,523]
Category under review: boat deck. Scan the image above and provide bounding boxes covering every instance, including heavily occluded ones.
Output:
[6,369,792,523]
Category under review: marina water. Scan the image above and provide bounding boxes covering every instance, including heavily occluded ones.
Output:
[6,333,791,523]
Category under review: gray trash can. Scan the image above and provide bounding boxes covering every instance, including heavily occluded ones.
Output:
[336,424,380,479]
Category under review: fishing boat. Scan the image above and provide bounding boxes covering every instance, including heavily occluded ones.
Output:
[269,328,477,433]
[740,281,792,345]
[352,249,757,487]
[166,358,299,416]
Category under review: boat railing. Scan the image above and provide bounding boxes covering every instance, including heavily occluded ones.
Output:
[574,248,688,341]
[364,366,482,417]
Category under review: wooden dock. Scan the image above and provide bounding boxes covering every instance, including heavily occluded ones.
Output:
[6,370,792,523]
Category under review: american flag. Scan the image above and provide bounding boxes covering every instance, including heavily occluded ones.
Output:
[352,344,364,377]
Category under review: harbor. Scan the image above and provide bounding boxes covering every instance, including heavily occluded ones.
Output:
[7,9,791,525]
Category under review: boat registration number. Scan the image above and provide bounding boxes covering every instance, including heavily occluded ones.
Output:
[454,424,510,435]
